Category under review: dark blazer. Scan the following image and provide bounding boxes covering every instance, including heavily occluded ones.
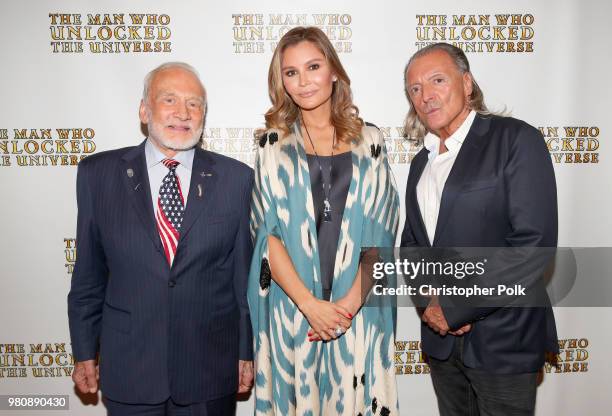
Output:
[68,140,254,404]
[401,114,558,374]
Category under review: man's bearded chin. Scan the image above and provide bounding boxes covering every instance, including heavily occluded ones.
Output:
[148,122,203,151]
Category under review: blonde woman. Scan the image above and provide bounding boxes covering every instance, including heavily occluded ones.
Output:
[248,27,399,415]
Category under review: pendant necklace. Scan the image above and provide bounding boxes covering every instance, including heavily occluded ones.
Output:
[302,118,335,223]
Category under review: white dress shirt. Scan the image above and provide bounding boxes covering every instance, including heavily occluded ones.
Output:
[416,111,476,245]
[145,138,195,211]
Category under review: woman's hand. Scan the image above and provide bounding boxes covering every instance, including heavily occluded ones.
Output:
[299,297,352,341]
[308,294,360,341]
[266,236,351,341]
[335,294,361,318]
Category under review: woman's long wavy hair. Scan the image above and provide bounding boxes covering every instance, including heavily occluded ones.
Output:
[404,42,499,143]
[264,26,363,143]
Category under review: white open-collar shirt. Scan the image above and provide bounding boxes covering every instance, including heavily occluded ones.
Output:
[416,110,476,245]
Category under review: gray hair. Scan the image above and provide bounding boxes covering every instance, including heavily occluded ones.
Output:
[142,62,207,105]
[403,43,497,142]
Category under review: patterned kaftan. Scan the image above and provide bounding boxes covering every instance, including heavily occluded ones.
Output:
[248,123,400,415]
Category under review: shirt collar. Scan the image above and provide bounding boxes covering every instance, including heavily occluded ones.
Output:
[145,138,195,171]
[423,110,476,159]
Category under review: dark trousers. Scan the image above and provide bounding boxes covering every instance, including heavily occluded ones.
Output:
[428,338,538,416]
[104,395,236,416]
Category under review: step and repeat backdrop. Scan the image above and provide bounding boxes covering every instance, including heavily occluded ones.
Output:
[1,0,611,415]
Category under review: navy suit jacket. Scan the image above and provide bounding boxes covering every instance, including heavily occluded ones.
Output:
[68,140,254,404]
[400,115,558,374]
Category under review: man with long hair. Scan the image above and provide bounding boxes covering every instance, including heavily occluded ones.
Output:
[401,43,558,416]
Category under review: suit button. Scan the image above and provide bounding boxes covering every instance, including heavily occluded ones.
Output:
[168,280,176,288]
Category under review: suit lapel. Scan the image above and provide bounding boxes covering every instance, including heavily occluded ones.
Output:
[177,147,217,245]
[433,115,490,245]
[408,149,431,246]
[121,141,164,255]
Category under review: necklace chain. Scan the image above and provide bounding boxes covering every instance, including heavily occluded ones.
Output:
[301,114,335,222]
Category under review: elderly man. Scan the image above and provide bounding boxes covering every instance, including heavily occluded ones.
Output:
[400,43,558,415]
[68,62,254,415]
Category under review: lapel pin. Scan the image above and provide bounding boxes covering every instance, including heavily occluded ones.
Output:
[127,168,134,178]
[200,171,212,177]
[197,184,203,197]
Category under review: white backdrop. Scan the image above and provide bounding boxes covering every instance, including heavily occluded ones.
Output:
[1,0,611,415]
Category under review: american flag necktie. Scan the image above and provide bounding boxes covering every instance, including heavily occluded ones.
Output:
[156,159,185,265]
